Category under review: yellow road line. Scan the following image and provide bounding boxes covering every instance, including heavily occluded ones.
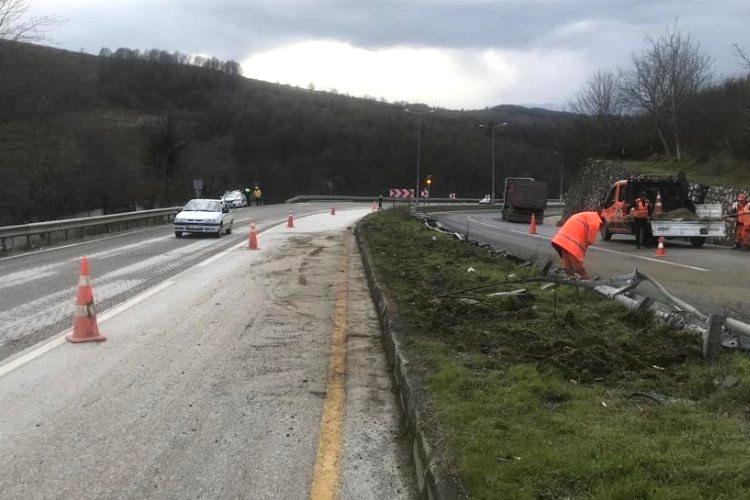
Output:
[309,237,349,500]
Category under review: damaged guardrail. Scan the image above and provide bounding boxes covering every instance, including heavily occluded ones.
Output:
[412,210,750,361]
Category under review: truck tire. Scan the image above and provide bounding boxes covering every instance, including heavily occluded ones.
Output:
[600,223,612,241]
[690,237,706,248]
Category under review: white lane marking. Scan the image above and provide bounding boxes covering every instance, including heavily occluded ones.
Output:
[0,227,164,263]
[0,280,174,379]
[467,217,710,272]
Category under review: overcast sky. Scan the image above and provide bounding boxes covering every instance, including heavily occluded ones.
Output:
[30,0,750,110]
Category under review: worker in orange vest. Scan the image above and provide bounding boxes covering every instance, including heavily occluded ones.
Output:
[551,210,604,279]
[731,193,748,249]
[629,191,652,249]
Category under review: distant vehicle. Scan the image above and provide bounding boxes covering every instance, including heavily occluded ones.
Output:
[600,173,724,248]
[221,190,247,208]
[501,177,548,223]
[173,199,234,238]
[478,194,491,204]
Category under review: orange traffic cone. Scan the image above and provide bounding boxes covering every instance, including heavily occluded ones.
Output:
[331,207,336,216]
[67,256,106,343]
[528,213,537,235]
[655,236,666,257]
[248,223,259,250]
[654,190,664,216]
[287,209,294,228]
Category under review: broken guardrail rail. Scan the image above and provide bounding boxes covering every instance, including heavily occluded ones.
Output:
[413,210,750,361]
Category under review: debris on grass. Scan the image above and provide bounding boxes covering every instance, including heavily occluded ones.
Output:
[359,209,750,499]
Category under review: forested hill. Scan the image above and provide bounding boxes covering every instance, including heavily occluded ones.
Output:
[0,41,573,224]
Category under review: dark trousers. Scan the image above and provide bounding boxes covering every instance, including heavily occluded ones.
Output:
[632,219,648,248]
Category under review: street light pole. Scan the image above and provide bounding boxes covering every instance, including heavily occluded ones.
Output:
[405,108,434,204]
[478,122,509,204]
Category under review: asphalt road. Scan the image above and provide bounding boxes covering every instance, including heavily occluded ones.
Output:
[429,208,750,321]
[0,203,361,360]
[0,206,414,499]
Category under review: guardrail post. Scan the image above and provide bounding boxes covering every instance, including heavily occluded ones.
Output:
[1,237,6,252]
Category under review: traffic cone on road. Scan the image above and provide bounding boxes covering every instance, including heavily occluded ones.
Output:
[331,206,336,216]
[654,190,664,216]
[655,236,666,257]
[67,256,106,343]
[528,213,537,235]
[248,223,259,250]
[287,209,294,228]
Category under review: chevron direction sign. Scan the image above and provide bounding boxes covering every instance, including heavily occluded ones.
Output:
[389,188,414,198]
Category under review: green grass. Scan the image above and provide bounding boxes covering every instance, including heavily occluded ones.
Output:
[359,209,750,499]
[621,156,750,188]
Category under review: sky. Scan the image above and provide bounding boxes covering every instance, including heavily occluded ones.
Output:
[29,0,750,110]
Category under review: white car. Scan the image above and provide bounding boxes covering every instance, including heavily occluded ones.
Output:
[221,190,247,208]
[174,199,234,238]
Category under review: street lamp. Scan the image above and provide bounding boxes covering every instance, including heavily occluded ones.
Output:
[478,121,509,204]
[404,108,434,204]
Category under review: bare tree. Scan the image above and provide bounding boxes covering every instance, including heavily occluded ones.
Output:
[734,43,750,69]
[621,24,713,159]
[571,70,623,118]
[0,0,55,42]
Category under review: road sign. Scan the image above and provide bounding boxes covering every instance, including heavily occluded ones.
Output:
[389,188,414,198]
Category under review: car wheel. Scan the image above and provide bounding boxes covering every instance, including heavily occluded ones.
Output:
[216,224,223,238]
[600,223,612,241]
[226,222,232,234]
[690,237,706,248]
[175,231,182,238]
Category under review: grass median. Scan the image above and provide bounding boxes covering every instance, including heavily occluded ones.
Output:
[359,209,750,499]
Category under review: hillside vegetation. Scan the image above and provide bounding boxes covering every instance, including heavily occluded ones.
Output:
[0,42,571,225]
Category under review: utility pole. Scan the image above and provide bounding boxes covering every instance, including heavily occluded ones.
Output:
[478,122,509,204]
[405,108,434,204]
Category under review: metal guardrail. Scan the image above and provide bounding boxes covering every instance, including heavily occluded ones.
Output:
[286,194,565,207]
[0,207,181,252]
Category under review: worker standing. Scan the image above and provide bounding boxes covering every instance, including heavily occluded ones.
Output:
[244,187,252,206]
[550,210,604,279]
[731,193,747,249]
[630,191,652,249]
[377,193,383,211]
[253,187,262,206]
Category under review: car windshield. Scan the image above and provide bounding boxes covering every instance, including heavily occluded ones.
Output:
[183,200,221,212]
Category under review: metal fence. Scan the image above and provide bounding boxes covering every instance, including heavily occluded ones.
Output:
[0,207,181,252]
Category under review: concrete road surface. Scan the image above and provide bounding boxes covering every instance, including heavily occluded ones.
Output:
[0,207,414,499]
[430,209,749,321]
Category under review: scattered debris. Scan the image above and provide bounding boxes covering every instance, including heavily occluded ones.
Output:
[459,298,479,305]
[714,375,740,390]
[486,289,530,298]
[467,267,476,273]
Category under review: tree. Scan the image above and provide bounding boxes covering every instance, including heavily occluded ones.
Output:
[621,24,712,159]
[0,0,55,42]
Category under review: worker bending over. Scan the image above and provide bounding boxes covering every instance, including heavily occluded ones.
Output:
[551,210,604,279]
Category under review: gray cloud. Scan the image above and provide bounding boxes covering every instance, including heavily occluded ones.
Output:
[30,0,750,107]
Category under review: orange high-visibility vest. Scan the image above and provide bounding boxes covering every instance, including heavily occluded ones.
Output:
[739,202,750,225]
[631,198,650,219]
[551,211,602,262]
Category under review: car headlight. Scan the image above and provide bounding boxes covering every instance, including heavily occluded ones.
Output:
[174,217,184,223]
